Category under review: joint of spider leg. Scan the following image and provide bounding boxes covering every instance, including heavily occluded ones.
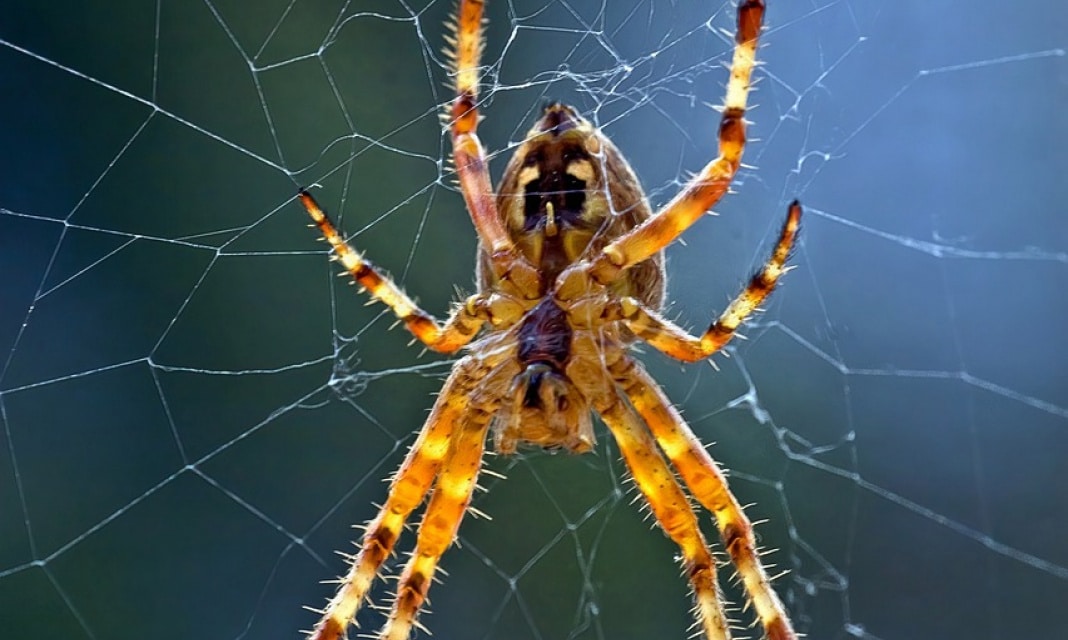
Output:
[719,107,747,146]
[585,250,626,291]
[736,0,766,43]
[450,92,479,131]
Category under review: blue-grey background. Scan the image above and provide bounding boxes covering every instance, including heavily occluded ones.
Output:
[1,2,1065,639]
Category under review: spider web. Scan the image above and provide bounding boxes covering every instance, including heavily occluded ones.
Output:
[1,1,1066,639]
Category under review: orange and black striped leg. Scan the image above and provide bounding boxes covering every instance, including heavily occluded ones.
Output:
[306,358,490,640]
[618,201,801,362]
[613,358,796,640]
[446,0,539,290]
[298,190,486,353]
[377,412,494,640]
[594,388,731,640]
[589,0,766,286]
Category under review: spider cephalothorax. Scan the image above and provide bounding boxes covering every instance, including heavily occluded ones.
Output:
[297,2,801,640]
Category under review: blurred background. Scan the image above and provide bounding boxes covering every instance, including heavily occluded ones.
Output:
[1,1,1066,639]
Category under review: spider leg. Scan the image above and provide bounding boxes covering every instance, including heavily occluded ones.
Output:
[617,201,801,362]
[308,357,489,640]
[588,0,766,286]
[378,406,495,640]
[612,358,797,640]
[590,383,731,640]
[299,190,486,353]
[447,0,539,290]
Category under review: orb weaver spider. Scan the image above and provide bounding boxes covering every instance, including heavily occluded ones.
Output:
[297,1,801,639]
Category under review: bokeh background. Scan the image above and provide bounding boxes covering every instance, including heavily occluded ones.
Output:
[1,1,1066,639]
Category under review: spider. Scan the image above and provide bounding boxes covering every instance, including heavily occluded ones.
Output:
[297,1,800,639]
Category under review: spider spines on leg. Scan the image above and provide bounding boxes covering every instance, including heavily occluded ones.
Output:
[411,619,432,636]
[480,467,507,480]
[368,598,390,611]
[467,505,492,520]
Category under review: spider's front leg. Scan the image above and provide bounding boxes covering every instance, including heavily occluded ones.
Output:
[378,410,495,640]
[591,385,732,640]
[298,191,486,353]
[588,0,766,286]
[564,338,730,639]
[613,357,797,640]
[307,357,489,640]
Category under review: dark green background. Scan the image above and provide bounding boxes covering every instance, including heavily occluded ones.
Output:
[2,2,1066,639]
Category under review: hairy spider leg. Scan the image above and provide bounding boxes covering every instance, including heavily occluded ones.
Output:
[617,201,802,362]
[447,0,539,290]
[589,0,766,285]
[614,359,797,640]
[592,384,732,640]
[308,357,490,640]
[379,411,494,640]
[298,191,485,353]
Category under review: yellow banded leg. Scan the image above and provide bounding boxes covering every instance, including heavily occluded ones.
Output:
[379,414,492,640]
[308,360,484,640]
[590,0,766,284]
[596,391,731,640]
[615,360,797,640]
[298,190,486,353]
[619,201,802,362]
[446,0,539,290]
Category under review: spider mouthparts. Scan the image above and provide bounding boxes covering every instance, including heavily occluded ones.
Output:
[495,362,594,455]
[515,362,559,410]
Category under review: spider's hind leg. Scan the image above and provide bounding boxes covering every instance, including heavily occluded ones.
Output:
[588,0,767,285]
[445,0,539,290]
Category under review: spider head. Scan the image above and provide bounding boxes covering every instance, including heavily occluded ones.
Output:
[494,361,595,455]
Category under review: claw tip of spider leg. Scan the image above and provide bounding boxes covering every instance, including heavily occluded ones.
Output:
[787,199,803,221]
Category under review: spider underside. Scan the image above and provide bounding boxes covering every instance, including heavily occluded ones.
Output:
[297,1,801,639]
